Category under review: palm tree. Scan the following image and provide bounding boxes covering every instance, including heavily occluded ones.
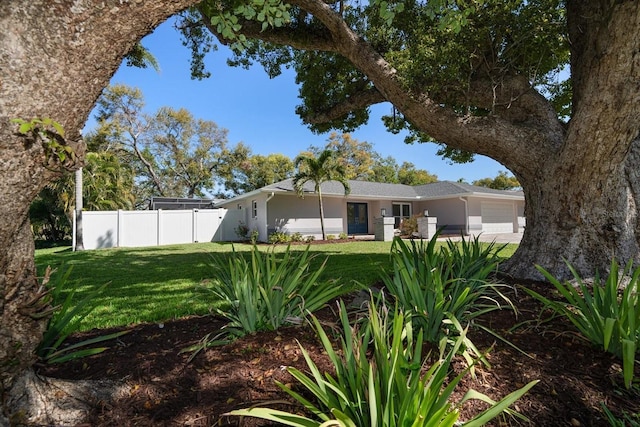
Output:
[293,149,350,240]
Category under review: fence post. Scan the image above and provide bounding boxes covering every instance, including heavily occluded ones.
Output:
[192,209,198,243]
[157,209,162,246]
[72,209,77,251]
[117,209,123,247]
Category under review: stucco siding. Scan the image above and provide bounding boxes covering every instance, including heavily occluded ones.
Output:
[420,198,466,234]
[267,194,345,238]
[466,198,484,234]
[517,201,526,232]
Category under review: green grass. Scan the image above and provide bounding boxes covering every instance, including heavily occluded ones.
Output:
[35,240,518,331]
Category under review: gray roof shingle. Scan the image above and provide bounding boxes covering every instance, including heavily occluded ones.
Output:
[262,178,522,199]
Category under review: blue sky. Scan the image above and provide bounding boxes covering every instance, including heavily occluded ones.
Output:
[88,17,508,183]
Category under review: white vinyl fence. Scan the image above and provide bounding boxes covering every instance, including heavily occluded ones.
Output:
[74,208,244,250]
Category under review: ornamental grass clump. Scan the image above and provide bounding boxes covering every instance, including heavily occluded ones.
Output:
[525,259,640,388]
[226,296,537,426]
[382,233,513,347]
[205,244,347,338]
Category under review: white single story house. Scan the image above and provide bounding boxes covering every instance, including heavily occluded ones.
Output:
[215,179,525,241]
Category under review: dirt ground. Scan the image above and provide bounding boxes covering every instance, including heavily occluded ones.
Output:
[40,280,640,427]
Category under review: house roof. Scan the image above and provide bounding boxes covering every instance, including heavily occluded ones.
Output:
[216,178,523,207]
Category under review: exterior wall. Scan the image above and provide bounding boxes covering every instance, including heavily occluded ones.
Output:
[466,198,485,234]
[242,193,270,242]
[516,200,526,232]
[378,200,394,219]
[226,200,250,240]
[419,198,467,235]
[419,197,524,236]
[267,194,345,239]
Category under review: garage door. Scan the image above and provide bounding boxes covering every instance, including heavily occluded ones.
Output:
[481,202,514,233]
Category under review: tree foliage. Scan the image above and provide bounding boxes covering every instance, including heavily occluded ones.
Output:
[147,106,229,198]
[308,133,377,180]
[397,162,438,185]
[220,149,295,196]
[82,152,136,210]
[180,0,569,162]
[123,43,161,72]
[29,187,71,242]
[473,171,521,191]
[308,132,438,184]
[90,84,242,203]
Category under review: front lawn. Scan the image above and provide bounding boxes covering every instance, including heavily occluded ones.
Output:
[35,240,517,331]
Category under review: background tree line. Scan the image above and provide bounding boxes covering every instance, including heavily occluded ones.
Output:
[30,84,518,243]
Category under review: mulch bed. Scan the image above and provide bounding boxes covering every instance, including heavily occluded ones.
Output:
[40,280,640,426]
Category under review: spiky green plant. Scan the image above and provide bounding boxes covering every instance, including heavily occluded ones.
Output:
[205,244,349,338]
[383,234,512,345]
[226,296,536,426]
[38,266,128,364]
[525,259,640,388]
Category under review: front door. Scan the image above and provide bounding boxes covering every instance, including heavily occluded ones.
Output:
[347,203,368,234]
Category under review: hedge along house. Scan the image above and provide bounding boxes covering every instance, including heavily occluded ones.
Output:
[215,179,525,241]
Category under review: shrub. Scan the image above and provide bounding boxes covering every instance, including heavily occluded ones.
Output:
[290,232,304,242]
[304,235,315,243]
[234,221,249,240]
[326,234,336,240]
[382,233,512,347]
[227,296,536,426]
[203,244,346,338]
[399,214,420,236]
[525,259,640,388]
[338,232,348,240]
[249,229,259,244]
[268,231,290,244]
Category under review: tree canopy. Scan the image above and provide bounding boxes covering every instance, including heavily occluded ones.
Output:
[307,132,438,184]
[473,171,521,191]
[176,0,640,281]
[89,84,248,204]
[180,0,568,162]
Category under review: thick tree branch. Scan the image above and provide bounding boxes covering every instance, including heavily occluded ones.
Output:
[199,0,567,181]
[287,0,560,179]
[465,76,565,131]
[197,5,337,51]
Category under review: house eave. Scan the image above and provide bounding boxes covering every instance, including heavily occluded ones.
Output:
[417,192,524,201]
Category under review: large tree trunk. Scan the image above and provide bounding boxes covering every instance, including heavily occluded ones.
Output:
[0,0,199,422]
[504,0,640,279]
[504,138,640,279]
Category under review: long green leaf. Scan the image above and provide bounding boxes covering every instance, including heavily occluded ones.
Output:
[225,407,320,427]
[462,380,538,427]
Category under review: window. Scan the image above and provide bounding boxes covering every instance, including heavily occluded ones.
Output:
[252,200,258,219]
[392,203,411,228]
